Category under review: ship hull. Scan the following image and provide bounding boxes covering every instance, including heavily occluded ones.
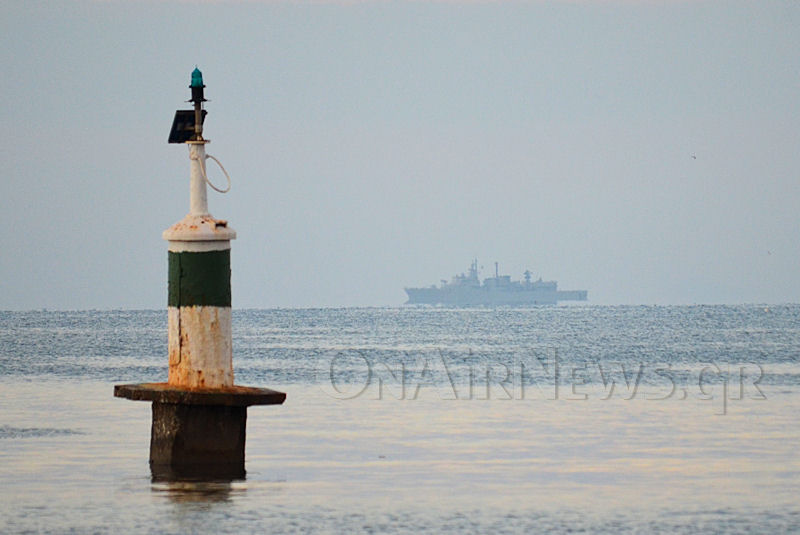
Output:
[404,287,587,306]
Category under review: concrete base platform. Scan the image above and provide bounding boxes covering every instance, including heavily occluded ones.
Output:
[114,383,285,480]
[114,382,286,406]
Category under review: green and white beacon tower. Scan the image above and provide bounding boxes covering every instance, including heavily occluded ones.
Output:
[115,68,285,480]
[163,67,237,387]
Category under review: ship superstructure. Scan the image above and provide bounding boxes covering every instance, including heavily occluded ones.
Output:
[404,260,587,306]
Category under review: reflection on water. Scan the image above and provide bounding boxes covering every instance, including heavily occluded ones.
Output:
[150,463,245,503]
[151,479,238,504]
[150,462,246,482]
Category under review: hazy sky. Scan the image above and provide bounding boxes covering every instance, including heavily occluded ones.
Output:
[1,0,798,309]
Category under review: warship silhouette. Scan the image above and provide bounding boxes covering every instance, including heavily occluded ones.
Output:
[404,260,587,306]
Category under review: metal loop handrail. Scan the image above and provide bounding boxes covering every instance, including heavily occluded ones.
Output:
[197,153,231,193]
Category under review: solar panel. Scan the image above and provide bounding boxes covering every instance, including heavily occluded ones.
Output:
[168,109,207,144]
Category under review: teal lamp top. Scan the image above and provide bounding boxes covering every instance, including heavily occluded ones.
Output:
[190,67,204,88]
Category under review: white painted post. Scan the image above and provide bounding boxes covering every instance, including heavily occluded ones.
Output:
[188,141,209,216]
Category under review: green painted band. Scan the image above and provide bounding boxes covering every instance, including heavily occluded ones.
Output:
[168,250,231,307]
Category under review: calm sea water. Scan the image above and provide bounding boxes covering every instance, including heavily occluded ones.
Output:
[1,305,799,533]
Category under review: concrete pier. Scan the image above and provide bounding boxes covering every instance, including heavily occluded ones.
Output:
[114,383,285,479]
